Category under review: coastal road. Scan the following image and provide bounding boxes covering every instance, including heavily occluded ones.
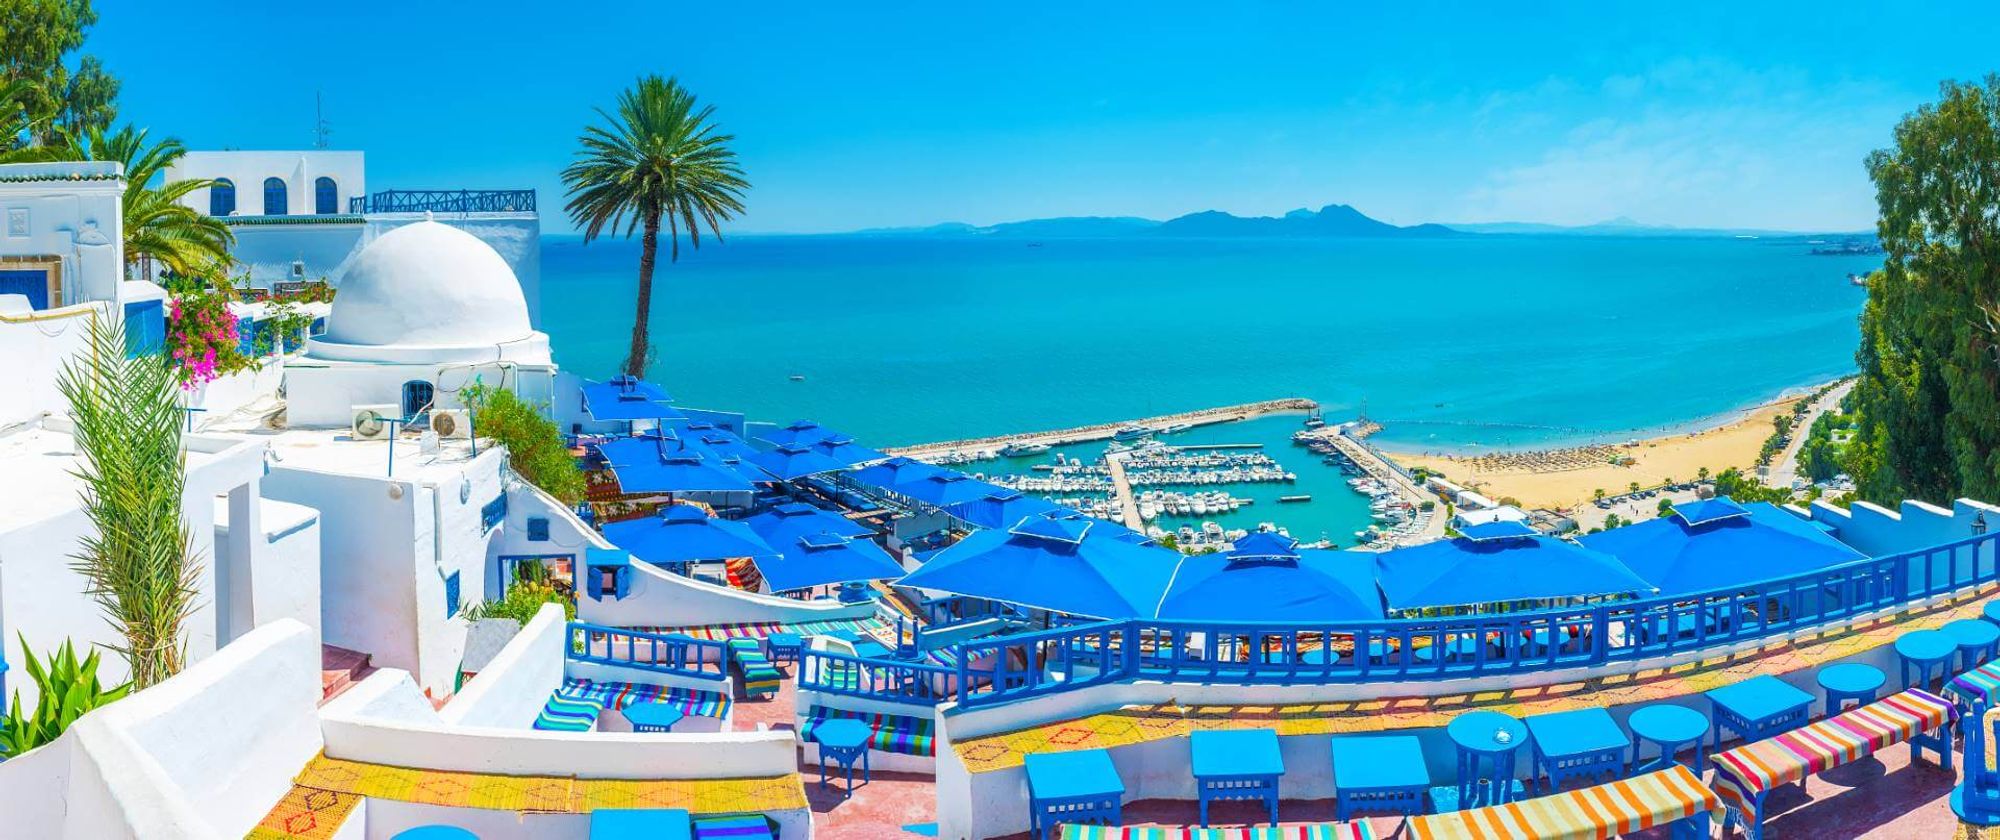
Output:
[1764,380,1854,489]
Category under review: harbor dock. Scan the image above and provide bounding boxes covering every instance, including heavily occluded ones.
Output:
[1104,451,1144,529]
[885,397,1317,462]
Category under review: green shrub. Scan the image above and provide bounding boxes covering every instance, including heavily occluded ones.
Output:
[460,382,586,505]
[0,637,131,757]
[463,580,575,623]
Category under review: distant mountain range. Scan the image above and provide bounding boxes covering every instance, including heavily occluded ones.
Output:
[841,207,1861,240]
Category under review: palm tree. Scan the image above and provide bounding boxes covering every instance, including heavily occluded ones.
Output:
[0,78,63,164]
[71,125,234,279]
[563,75,747,377]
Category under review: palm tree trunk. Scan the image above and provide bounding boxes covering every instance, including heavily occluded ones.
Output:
[623,209,662,376]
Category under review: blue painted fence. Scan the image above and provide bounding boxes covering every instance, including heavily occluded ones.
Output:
[805,529,1997,708]
[799,647,959,704]
[350,189,537,214]
[567,621,729,683]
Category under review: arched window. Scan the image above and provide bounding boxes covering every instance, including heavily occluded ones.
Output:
[209,178,236,216]
[262,177,288,215]
[314,176,338,214]
[401,380,435,419]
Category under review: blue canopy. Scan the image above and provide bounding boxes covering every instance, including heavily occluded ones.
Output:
[896,514,1180,619]
[1458,520,1540,541]
[744,502,872,547]
[1374,530,1653,611]
[945,490,1067,529]
[596,434,756,493]
[899,471,1005,507]
[1156,533,1384,621]
[847,456,948,493]
[748,443,849,481]
[758,419,838,448]
[685,427,762,460]
[752,531,907,592]
[1577,497,1867,597]
[811,434,888,467]
[600,505,776,566]
[580,376,682,422]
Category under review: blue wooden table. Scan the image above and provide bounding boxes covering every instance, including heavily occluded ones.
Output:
[1945,618,2000,672]
[1627,703,1710,774]
[1816,662,1887,714]
[1705,674,1813,752]
[623,701,685,733]
[767,632,803,665]
[1896,629,1959,692]
[813,717,874,796]
[1525,707,1628,793]
[1025,748,1124,840]
[1331,734,1429,819]
[1446,710,1528,809]
[590,807,692,840]
[1189,728,1285,826]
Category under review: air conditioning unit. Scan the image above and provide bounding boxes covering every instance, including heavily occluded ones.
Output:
[429,408,471,439]
[350,404,399,441]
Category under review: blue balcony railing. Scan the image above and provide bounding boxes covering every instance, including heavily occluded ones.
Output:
[567,621,729,683]
[350,189,536,214]
[923,529,2000,709]
[798,648,961,704]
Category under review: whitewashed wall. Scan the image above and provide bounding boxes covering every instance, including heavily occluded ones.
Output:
[0,162,125,308]
[283,360,558,429]
[578,554,879,628]
[169,151,365,217]
[215,498,323,651]
[439,604,566,729]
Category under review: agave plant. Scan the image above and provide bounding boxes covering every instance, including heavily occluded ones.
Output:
[0,636,131,758]
[57,316,202,688]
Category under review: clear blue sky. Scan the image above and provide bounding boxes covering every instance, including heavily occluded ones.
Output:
[92,2,2000,233]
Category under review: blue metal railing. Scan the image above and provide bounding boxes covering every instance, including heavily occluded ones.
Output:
[798,648,960,703]
[567,621,729,682]
[932,529,1999,709]
[350,189,536,214]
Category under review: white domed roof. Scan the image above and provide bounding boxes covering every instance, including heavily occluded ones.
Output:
[318,221,535,350]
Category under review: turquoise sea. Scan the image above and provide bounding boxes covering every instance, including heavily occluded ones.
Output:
[537,234,1880,544]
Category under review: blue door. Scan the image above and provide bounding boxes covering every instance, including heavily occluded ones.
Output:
[0,268,51,309]
[401,380,435,418]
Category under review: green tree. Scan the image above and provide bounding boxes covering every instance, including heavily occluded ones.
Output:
[563,75,748,377]
[0,0,110,149]
[460,382,586,505]
[57,316,202,688]
[70,125,235,276]
[1848,75,2000,504]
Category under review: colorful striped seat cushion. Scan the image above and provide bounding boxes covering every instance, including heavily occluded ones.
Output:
[641,617,882,642]
[692,814,777,839]
[801,706,936,757]
[1059,824,1373,840]
[1709,687,1956,817]
[532,678,733,731]
[728,638,783,697]
[1407,764,1717,840]
[1950,661,2000,707]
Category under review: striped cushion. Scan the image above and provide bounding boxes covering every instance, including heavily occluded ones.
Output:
[1709,688,1956,817]
[801,706,936,757]
[692,814,777,839]
[1059,824,1373,840]
[728,638,783,698]
[532,678,733,731]
[1408,764,1716,840]
[1951,661,2000,707]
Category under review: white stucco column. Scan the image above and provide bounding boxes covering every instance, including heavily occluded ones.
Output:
[221,480,262,644]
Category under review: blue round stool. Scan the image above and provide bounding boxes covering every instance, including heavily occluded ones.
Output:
[392,827,478,840]
[1896,629,1958,693]
[1447,710,1529,809]
[1627,703,1710,773]
[1945,618,2000,672]
[1816,663,1886,715]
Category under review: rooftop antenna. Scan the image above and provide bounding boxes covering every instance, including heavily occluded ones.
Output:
[313,92,332,149]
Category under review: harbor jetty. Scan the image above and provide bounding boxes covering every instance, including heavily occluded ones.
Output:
[885,397,1317,462]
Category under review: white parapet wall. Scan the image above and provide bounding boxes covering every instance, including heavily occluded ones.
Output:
[439,603,567,729]
[1805,496,2000,556]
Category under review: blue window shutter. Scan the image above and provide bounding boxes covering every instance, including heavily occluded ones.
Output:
[123,299,166,358]
[0,269,51,309]
[480,494,508,532]
[444,571,462,617]
[236,317,258,355]
[527,517,549,542]
[262,177,288,215]
[210,178,236,216]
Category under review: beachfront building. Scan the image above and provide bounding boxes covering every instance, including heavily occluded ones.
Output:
[165,149,544,326]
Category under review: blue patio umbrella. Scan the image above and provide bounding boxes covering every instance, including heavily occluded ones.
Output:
[847,456,948,493]
[600,505,777,567]
[945,489,1066,529]
[899,471,1005,507]
[596,434,756,493]
[752,531,907,593]
[1578,497,1866,597]
[1374,527,1653,612]
[745,502,873,547]
[748,443,849,482]
[688,428,762,460]
[580,376,682,422]
[757,419,837,448]
[1155,532,1383,621]
[896,513,1180,619]
[811,433,888,467]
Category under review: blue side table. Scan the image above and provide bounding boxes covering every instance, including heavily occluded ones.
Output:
[392,828,478,840]
[767,632,803,666]
[1627,703,1710,774]
[1331,734,1429,819]
[813,717,874,797]
[1446,710,1529,809]
[1525,708,1628,794]
[623,702,685,734]
[1706,675,1813,752]
[1897,629,1959,693]
[590,808,693,840]
[1025,749,1124,840]
[1189,728,1284,826]
[1945,619,2000,673]
[1816,663,1886,716]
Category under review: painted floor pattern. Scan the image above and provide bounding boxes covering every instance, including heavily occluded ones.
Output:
[246,785,361,839]
[952,585,2000,775]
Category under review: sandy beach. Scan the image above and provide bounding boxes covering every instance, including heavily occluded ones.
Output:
[1381,396,1804,511]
